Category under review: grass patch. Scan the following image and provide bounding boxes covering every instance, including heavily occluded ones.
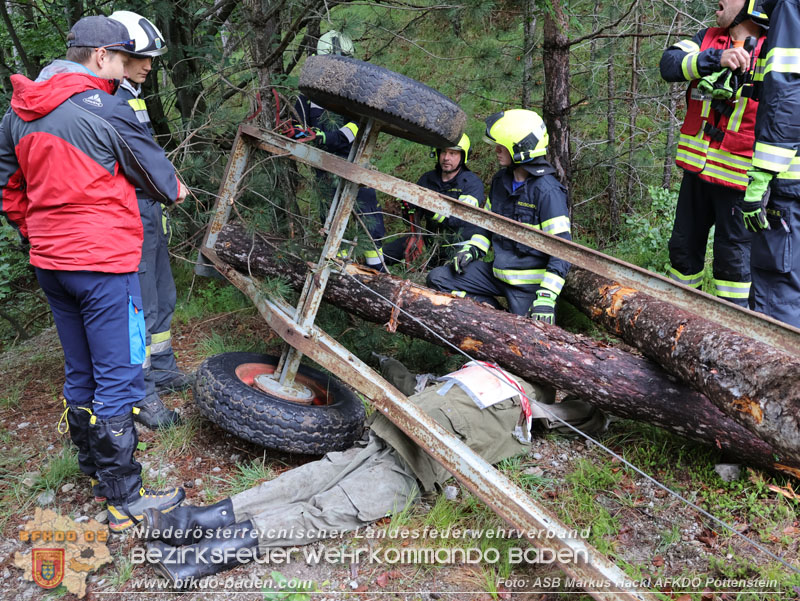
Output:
[0,376,28,409]
[215,455,277,496]
[152,412,201,458]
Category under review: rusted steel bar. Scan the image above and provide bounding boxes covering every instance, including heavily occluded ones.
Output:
[276,118,381,387]
[240,124,800,358]
[199,247,658,601]
[201,130,252,253]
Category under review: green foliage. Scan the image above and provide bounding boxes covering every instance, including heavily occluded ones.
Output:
[215,456,277,496]
[610,185,679,272]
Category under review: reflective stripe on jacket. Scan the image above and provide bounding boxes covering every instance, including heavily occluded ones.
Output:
[752,0,800,197]
[662,27,765,191]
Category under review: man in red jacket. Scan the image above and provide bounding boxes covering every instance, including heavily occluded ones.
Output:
[0,16,186,532]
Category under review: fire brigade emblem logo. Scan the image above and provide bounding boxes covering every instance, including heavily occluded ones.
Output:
[32,548,65,589]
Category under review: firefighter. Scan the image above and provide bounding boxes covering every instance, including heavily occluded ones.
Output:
[109,11,191,430]
[0,16,185,532]
[295,31,386,270]
[743,0,800,327]
[426,110,571,321]
[383,134,486,268]
[660,0,767,306]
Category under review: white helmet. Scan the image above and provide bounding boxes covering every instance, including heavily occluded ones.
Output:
[316,30,354,57]
[109,10,167,57]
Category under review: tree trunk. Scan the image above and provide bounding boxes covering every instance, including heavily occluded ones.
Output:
[607,45,619,235]
[522,0,536,109]
[562,267,800,464]
[625,7,642,202]
[212,224,800,477]
[542,0,572,200]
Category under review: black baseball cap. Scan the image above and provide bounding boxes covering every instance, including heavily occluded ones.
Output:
[67,16,135,52]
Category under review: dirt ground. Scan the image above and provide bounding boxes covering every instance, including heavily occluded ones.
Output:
[0,319,798,601]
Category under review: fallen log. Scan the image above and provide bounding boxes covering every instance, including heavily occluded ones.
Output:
[214,223,800,477]
[562,267,800,468]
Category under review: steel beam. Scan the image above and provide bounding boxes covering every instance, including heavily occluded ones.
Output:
[275,118,381,387]
[200,248,658,601]
[240,124,800,358]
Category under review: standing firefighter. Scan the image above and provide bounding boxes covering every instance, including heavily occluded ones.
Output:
[295,30,386,270]
[660,0,767,306]
[427,109,571,321]
[110,10,191,430]
[0,16,185,531]
[384,134,486,267]
[744,0,800,327]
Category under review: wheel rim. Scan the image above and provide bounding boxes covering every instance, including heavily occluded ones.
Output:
[235,363,330,405]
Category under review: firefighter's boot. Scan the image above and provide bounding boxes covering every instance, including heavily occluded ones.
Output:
[148,521,260,587]
[139,498,235,546]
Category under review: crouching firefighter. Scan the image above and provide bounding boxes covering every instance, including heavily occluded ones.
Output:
[660,0,767,306]
[426,109,572,322]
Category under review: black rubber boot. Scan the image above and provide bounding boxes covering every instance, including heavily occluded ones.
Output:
[91,412,185,533]
[148,520,260,587]
[64,402,106,502]
[139,498,235,546]
[133,394,181,429]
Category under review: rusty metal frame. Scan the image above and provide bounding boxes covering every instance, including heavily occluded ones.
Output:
[198,120,800,600]
[199,248,656,601]
[238,124,800,358]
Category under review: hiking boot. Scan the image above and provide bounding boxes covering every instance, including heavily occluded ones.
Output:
[139,498,235,546]
[133,395,181,429]
[154,371,194,394]
[90,412,184,533]
[107,486,186,533]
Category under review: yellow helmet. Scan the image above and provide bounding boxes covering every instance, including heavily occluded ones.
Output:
[484,109,548,164]
[434,133,470,164]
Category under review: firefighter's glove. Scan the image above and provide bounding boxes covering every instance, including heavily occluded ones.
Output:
[312,128,326,145]
[697,69,736,100]
[740,169,773,232]
[452,246,482,274]
[529,289,557,324]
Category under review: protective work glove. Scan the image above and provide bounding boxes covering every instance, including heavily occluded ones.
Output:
[452,246,482,274]
[529,289,557,324]
[311,127,326,145]
[697,69,738,100]
[740,169,773,233]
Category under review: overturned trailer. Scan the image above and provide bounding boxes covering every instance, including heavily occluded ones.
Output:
[196,55,800,599]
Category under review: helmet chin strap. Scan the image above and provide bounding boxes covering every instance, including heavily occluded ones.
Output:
[730,4,750,27]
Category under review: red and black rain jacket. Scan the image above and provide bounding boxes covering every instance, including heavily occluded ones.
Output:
[0,60,180,273]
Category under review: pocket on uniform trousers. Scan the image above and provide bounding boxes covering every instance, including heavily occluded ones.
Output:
[128,295,146,365]
[751,209,792,273]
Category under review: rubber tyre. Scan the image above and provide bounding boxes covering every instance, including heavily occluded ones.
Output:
[299,55,466,148]
[194,352,365,454]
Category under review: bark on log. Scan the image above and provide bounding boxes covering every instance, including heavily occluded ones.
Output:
[562,267,800,467]
[214,224,800,477]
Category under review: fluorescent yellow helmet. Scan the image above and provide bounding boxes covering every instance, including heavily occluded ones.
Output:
[484,109,548,164]
[317,31,355,57]
[434,133,470,164]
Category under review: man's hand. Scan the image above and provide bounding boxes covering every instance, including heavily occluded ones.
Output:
[740,169,773,232]
[311,128,326,145]
[176,178,188,205]
[720,47,751,71]
[452,246,482,274]
[529,289,557,324]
